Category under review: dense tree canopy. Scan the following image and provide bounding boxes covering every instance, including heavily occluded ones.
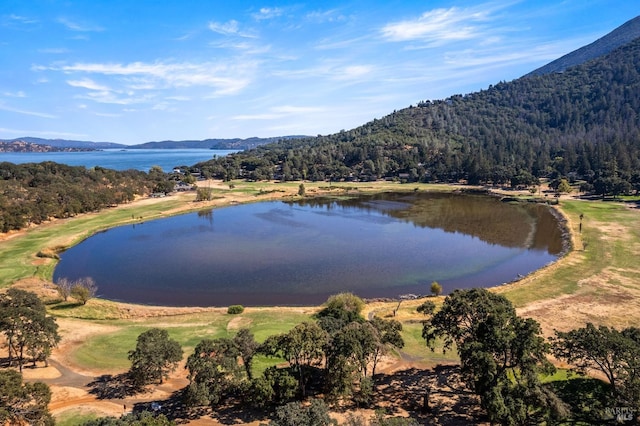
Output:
[423,289,566,425]
[552,323,640,410]
[0,369,53,426]
[196,38,640,197]
[0,162,171,233]
[128,328,183,387]
[80,411,175,426]
[0,289,60,371]
[184,336,247,407]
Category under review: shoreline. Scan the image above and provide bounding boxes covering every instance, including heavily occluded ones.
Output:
[6,182,640,425]
[4,181,575,315]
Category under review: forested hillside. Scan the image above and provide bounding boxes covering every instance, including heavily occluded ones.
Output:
[0,162,166,232]
[526,16,640,76]
[196,37,640,197]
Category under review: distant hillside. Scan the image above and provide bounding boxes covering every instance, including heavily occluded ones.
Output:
[526,15,640,76]
[196,31,640,198]
[0,140,94,152]
[132,136,307,150]
[0,137,125,150]
[0,136,307,151]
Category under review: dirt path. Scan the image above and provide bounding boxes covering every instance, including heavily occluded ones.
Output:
[10,184,638,424]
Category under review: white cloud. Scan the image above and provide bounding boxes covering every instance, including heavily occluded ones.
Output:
[44,60,256,97]
[333,65,373,80]
[152,102,173,111]
[252,7,284,21]
[3,91,26,98]
[231,113,281,120]
[78,90,152,105]
[272,105,324,114]
[208,39,272,55]
[38,48,70,54]
[57,17,103,32]
[381,6,493,45]
[67,78,111,91]
[166,96,190,101]
[208,20,256,38]
[3,14,38,26]
[306,9,347,23]
[232,105,324,121]
[315,36,368,50]
[272,62,373,83]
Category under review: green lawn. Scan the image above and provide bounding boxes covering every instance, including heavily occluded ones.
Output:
[67,309,312,372]
[2,183,638,377]
[0,197,188,287]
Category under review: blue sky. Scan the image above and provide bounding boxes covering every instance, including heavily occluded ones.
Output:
[1,1,638,144]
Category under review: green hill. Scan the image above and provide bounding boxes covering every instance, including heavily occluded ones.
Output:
[196,24,640,197]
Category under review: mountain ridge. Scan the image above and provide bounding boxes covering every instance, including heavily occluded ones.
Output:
[0,136,308,151]
[194,22,640,198]
[526,15,640,77]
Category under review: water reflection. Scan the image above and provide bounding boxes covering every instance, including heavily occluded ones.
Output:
[54,192,563,307]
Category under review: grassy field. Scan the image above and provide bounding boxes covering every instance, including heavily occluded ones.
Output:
[0,197,190,286]
[2,181,639,374]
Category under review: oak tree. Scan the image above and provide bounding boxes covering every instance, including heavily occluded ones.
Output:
[0,369,54,426]
[128,328,183,387]
[423,288,566,424]
[552,323,640,409]
[0,289,60,371]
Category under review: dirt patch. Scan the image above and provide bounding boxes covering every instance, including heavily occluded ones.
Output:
[227,316,253,331]
[7,184,638,424]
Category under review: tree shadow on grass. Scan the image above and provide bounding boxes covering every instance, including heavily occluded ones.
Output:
[131,390,268,425]
[87,373,140,399]
[206,399,270,425]
[49,301,84,311]
[372,365,485,425]
[546,377,613,424]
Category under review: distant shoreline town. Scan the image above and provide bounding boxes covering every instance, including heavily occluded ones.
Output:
[0,140,95,153]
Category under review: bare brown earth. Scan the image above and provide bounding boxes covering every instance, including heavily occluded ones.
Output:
[6,183,639,425]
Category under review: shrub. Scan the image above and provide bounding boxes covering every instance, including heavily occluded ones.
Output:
[73,278,97,304]
[430,281,442,297]
[227,305,245,314]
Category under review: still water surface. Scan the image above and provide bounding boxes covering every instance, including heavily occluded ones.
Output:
[0,149,234,171]
[54,192,563,307]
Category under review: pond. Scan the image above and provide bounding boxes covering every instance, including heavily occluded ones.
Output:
[53,192,564,307]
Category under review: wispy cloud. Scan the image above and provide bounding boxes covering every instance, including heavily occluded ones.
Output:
[381,5,496,45]
[232,105,324,121]
[57,17,104,32]
[40,60,257,101]
[333,65,373,80]
[272,61,373,82]
[3,14,38,26]
[3,91,26,98]
[315,36,368,50]
[209,39,271,55]
[208,20,256,38]
[306,9,347,23]
[67,78,111,91]
[252,7,284,21]
[0,103,57,118]
[38,48,70,54]
[78,90,153,105]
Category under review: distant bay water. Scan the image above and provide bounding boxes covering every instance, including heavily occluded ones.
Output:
[0,148,236,172]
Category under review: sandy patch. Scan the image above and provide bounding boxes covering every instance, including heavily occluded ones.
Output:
[21,365,62,380]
